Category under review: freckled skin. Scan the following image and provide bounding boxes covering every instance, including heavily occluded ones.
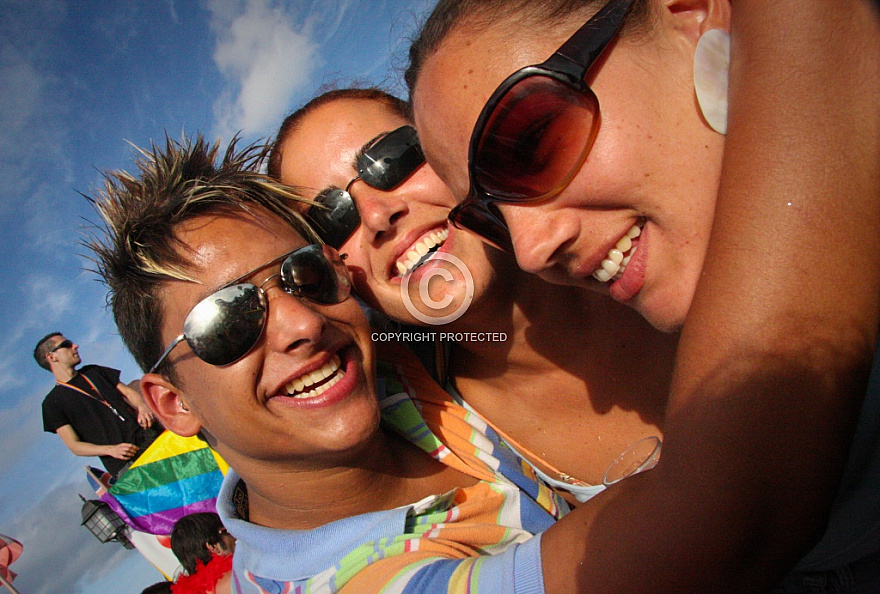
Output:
[412,10,726,331]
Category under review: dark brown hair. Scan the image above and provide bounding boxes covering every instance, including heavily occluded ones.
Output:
[405,0,652,95]
[267,87,408,180]
[33,332,63,370]
[170,512,228,575]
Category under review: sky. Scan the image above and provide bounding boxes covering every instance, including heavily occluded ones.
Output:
[0,0,433,591]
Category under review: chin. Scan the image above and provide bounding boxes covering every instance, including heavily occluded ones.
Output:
[636,299,689,334]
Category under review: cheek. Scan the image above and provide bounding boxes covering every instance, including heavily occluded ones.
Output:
[413,112,472,200]
[409,166,460,208]
[338,236,380,290]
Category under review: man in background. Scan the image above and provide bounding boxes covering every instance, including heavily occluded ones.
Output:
[35,332,158,477]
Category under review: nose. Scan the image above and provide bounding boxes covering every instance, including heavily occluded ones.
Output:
[498,204,577,275]
[350,181,409,242]
[262,284,327,355]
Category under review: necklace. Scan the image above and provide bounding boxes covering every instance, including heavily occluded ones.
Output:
[58,373,126,422]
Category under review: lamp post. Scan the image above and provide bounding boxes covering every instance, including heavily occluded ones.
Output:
[79,495,133,549]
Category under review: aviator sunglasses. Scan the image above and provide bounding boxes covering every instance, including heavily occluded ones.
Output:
[307,125,425,249]
[148,244,352,373]
[448,0,635,252]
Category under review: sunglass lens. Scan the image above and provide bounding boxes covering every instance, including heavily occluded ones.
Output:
[183,284,266,366]
[281,245,352,305]
[449,202,513,253]
[307,189,360,249]
[358,126,425,191]
[474,76,599,200]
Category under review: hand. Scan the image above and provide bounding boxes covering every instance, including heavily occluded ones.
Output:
[137,405,155,428]
[107,442,138,460]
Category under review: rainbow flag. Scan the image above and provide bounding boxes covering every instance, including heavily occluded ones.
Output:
[87,430,228,535]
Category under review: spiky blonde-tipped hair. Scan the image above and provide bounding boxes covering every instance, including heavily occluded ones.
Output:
[87,134,318,380]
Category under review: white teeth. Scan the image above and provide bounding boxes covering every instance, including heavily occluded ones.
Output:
[395,228,449,277]
[606,249,624,265]
[283,354,344,398]
[592,223,642,283]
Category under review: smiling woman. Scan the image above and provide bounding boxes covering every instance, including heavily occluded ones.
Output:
[269,87,678,498]
[406,0,880,591]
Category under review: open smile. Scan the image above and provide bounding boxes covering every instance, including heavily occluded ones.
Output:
[392,226,449,278]
[270,346,361,408]
[283,353,344,398]
[591,221,643,283]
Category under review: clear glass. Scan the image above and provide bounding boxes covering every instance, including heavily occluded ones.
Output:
[602,435,662,487]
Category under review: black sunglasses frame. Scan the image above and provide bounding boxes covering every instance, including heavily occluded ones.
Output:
[448,0,635,252]
[148,244,351,373]
[50,339,74,353]
[308,125,425,249]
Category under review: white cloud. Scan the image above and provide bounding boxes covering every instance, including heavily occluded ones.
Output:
[166,0,179,24]
[10,275,75,338]
[0,479,147,594]
[208,0,322,140]
[0,47,44,146]
[0,387,46,472]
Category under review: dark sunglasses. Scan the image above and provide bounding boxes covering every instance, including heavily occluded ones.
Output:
[308,125,425,248]
[448,0,635,252]
[50,339,74,353]
[148,244,352,373]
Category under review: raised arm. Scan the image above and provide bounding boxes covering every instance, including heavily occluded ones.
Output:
[542,1,880,592]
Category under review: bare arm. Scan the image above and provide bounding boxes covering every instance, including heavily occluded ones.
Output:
[117,380,154,428]
[543,1,880,592]
[55,424,138,461]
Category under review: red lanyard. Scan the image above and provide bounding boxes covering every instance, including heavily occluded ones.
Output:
[58,374,126,422]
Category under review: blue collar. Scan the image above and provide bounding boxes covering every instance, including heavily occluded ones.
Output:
[216,468,414,582]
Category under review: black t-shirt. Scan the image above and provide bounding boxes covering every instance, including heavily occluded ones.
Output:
[42,365,142,476]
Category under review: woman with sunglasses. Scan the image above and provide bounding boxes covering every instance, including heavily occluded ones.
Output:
[407,0,880,591]
[269,88,679,502]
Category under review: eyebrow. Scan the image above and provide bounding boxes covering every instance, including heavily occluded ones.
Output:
[183,248,300,306]
[312,130,393,202]
[350,130,390,172]
[222,249,299,290]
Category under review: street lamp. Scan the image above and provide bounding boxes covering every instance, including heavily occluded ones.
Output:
[79,495,133,549]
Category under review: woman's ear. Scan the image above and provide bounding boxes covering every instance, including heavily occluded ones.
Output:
[662,0,731,41]
[140,373,202,437]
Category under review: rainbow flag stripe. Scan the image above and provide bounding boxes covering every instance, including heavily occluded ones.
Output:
[92,431,227,535]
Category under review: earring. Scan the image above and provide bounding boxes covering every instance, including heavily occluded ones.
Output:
[694,28,730,135]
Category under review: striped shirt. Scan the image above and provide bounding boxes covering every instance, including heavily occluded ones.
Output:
[218,344,568,593]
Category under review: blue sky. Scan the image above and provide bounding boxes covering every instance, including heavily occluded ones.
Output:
[0,1,432,591]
